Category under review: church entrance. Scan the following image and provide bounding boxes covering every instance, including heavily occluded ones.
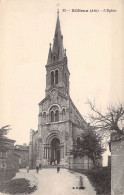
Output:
[51,138,60,165]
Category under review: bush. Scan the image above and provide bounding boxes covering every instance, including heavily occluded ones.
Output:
[0,178,37,194]
[0,169,18,182]
[74,167,111,195]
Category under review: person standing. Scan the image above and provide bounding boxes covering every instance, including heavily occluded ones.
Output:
[36,165,39,174]
[39,163,41,169]
[26,166,29,173]
[57,164,60,173]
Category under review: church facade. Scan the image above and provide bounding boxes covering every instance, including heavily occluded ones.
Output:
[29,12,93,169]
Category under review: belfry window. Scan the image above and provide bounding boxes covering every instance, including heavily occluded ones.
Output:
[55,70,58,84]
[35,142,38,152]
[55,110,59,122]
[51,71,54,85]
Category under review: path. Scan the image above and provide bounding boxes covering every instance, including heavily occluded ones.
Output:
[14,168,96,195]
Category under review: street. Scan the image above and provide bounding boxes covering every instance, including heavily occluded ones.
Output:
[13,168,96,195]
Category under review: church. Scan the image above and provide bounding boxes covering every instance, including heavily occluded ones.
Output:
[29,12,93,169]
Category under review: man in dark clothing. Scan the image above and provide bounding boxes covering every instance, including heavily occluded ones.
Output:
[39,164,41,169]
[36,165,39,174]
[57,164,60,173]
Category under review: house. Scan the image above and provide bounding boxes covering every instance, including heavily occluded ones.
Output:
[0,138,19,170]
[14,144,29,168]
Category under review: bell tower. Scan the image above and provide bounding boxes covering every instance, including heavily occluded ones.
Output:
[45,11,70,96]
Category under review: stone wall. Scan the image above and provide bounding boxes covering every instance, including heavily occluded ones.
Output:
[69,156,93,170]
[14,148,29,168]
[111,138,124,194]
[73,156,93,170]
[29,130,38,169]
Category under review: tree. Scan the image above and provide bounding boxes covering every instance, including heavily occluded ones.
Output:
[87,100,124,138]
[71,127,105,168]
[0,125,11,152]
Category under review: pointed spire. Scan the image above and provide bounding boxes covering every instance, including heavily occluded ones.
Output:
[57,9,59,18]
[54,9,61,39]
[47,43,52,64]
[51,11,65,62]
[46,11,66,65]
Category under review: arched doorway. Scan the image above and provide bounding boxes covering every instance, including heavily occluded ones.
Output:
[51,138,60,164]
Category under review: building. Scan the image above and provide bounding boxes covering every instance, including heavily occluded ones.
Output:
[29,12,93,169]
[0,140,29,170]
[111,132,124,194]
[0,138,19,170]
[14,144,29,168]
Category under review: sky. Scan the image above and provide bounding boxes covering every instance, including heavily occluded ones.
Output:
[0,0,124,164]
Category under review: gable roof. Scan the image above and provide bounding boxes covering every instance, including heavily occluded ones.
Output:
[39,95,50,105]
[69,97,87,124]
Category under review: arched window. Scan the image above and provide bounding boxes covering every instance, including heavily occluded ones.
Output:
[55,70,58,84]
[55,110,59,122]
[62,108,66,121]
[76,137,81,149]
[43,112,46,118]
[49,105,59,123]
[51,71,54,85]
[51,111,54,122]
[62,108,66,115]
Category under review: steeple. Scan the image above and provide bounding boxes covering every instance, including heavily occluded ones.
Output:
[47,11,65,64]
[45,12,70,97]
[47,43,52,64]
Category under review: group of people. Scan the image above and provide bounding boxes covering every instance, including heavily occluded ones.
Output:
[36,163,61,174]
[27,163,60,174]
[51,160,57,165]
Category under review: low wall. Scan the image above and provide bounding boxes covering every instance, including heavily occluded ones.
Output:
[69,156,93,170]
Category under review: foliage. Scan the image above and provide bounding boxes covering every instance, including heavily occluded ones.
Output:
[0,125,11,152]
[87,100,124,138]
[0,178,37,194]
[0,168,17,182]
[71,127,105,167]
[75,167,111,195]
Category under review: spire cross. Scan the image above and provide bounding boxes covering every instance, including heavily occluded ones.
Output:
[57,3,60,15]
